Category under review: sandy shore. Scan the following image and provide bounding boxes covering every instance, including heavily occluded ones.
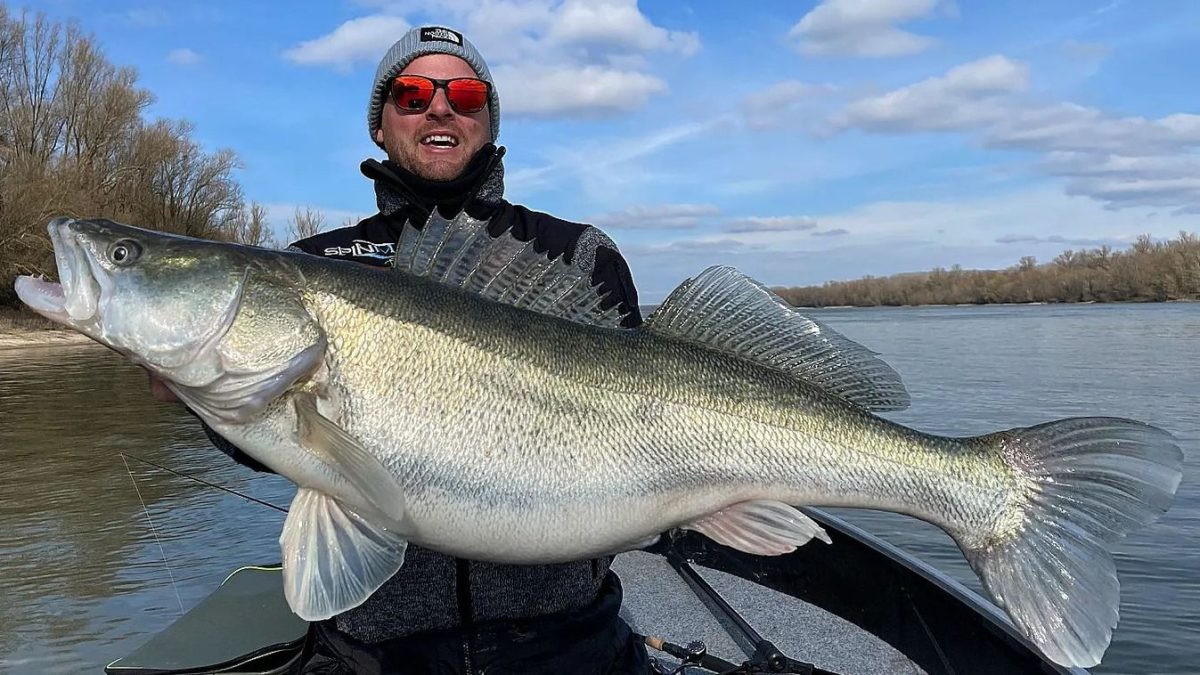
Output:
[0,330,93,350]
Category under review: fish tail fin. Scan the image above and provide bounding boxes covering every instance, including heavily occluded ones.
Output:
[960,417,1182,668]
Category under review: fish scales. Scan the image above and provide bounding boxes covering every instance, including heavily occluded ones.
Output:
[295,258,1013,561]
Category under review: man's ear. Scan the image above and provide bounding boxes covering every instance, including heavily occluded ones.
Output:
[375,129,384,144]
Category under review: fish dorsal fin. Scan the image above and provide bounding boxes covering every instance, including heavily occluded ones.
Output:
[392,211,626,328]
[644,266,910,412]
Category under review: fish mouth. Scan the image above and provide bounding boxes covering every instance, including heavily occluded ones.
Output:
[14,217,106,333]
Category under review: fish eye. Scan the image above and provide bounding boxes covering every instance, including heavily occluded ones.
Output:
[108,239,143,266]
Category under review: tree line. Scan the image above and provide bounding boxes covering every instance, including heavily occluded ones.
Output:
[775,232,1200,308]
[0,8,331,307]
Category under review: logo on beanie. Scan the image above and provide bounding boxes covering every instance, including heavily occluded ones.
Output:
[420,27,463,45]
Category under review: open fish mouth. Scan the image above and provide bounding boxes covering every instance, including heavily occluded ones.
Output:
[14,217,105,330]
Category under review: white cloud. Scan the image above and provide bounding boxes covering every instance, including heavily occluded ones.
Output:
[282,15,411,70]
[494,65,665,116]
[687,185,1182,257]
[829,55,1200,212]
[284,1,697,117]
[506,116,730,195]
[618,184,1200,301]
[812,228,850,237]
[167,48,201,66]
[742,81,839,131]
[726,216,818,233]
[1038,153,1200,210]
[626,238,750,256]
[985,105,1200,155]
[587,203,720,229]
[833,55,1028,132]
[544,0,699,56]
[994,233,1126,246]
[789,0,950,58]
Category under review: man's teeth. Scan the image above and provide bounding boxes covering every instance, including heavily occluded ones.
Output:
[422,134,459,147]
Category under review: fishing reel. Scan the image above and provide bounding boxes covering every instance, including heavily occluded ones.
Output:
[643,635,837,675]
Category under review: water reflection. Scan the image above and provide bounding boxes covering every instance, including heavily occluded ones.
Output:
[0,344,294,672]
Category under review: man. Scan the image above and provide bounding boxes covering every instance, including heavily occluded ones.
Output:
[152,25,648,675]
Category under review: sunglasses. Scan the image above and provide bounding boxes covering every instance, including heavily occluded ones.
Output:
[389,75,491,115]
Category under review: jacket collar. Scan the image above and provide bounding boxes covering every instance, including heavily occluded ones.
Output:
[361,144,506,218]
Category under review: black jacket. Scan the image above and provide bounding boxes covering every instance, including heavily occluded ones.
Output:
[204,146,648,674]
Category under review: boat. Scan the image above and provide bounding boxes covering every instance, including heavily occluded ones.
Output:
[105,508,1087,675]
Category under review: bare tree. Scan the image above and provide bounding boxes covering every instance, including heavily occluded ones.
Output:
[222,201,275,248]
[0,9,251,305]
[285,205,325,244]
[776,233,1200,308]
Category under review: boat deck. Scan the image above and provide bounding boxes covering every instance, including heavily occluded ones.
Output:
[616,551,926,674]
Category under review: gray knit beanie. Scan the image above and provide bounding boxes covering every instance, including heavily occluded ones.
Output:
[368,26,500,147]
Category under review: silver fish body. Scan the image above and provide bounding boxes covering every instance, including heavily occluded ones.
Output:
[15,216,1183,669]
[275,269,985,558]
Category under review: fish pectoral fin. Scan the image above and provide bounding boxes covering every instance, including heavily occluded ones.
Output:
[172,338,327,424]
[280,488,408,621]
[294,391,406,523]
[682,500,831,556]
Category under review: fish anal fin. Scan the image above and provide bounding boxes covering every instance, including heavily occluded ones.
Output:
[280,488,408,621]
[294,391,406,523]
[683,500,830,555]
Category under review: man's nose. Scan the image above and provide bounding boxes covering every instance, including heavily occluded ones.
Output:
[426,87,454,117]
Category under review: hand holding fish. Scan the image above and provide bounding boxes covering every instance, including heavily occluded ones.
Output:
[147,372,180,403]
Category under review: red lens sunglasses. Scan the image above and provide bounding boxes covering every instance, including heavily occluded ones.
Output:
[389,75,491,115]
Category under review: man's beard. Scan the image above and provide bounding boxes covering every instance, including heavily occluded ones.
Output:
[396,145,468,181]
[384,129,474,182]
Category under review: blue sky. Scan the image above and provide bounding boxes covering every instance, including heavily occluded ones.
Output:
[21,0,1200,300]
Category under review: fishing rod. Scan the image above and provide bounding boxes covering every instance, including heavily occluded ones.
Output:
[119,452,288,513]
[638,547,839,675]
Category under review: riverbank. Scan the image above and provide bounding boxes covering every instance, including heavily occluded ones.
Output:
[790,298,1199,310]
[0,307,91,349]
[0,330,91,350]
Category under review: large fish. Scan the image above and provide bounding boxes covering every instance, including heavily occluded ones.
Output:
[15,215,1182,668]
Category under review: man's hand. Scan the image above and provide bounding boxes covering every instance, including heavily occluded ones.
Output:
[148,372,181,403]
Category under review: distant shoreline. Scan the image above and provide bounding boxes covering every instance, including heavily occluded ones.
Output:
[0,329,91,350]
[788,298,1199,310]
[6,297,1195,348]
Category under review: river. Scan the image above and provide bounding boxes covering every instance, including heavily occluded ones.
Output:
[0,303,1196,674]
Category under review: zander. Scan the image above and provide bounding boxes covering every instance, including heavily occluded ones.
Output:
[15,215,1182,669]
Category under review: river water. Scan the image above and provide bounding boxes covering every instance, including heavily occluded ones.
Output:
[0,303,1196,674]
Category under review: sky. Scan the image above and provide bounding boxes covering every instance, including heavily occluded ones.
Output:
[20,0,1200,301]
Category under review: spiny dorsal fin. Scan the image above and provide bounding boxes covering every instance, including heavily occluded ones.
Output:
[392,211,626,328]
[644,266,910,412]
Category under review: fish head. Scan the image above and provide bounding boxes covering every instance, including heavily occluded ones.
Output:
[16,217,250,362]
[15,218,324,419]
